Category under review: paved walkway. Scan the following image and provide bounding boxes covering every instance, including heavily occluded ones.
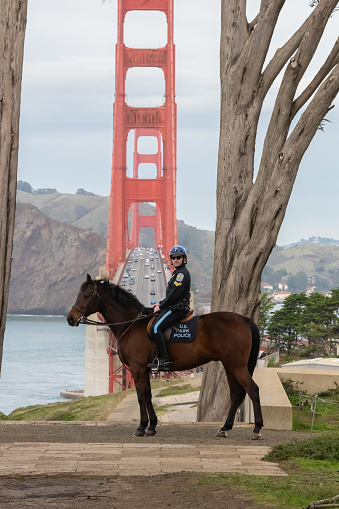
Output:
[106,389,200,424]
[0,441,285,477]
[0,386,288,477]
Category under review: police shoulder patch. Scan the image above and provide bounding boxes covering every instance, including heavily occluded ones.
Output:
[176,273,184,282]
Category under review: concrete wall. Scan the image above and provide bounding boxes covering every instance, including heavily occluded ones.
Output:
[243,368,293,431]
[276,367,339,396]
[244,366,339,431]
[84,315,110,397]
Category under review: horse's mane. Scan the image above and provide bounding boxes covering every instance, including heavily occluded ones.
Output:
[87,279,146,312]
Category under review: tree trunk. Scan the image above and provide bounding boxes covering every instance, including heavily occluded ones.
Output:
[198,0,339,421]
[0,0,27,374]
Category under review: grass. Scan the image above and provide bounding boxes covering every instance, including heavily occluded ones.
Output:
[197,434,339,509]
[281,379,339,433]
[0,377,197,421]
[154,383,199,398]
[150,381,200,416]
[0,390,134,421]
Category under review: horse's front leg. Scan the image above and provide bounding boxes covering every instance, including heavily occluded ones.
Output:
[131,366,150,437]
[144,375,157,436]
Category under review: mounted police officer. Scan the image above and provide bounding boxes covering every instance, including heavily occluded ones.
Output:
[147,245,191,372]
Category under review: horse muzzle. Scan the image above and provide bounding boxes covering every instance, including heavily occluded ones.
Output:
[67,310,81,327]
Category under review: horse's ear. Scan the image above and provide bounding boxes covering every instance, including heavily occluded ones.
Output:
[86,274,93,285]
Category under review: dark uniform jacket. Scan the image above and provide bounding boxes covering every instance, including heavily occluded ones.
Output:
[159,265,191,311]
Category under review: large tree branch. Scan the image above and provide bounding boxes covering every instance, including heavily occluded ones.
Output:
[287,65,339,164]
[220,0,248,74]
[260,0,339,98]
[257,0,338,193]
[292,37,339,116]
[246,65,339,259]
[248,13,259,32]
[243,0,286,90]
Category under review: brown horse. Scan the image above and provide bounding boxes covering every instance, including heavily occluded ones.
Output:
[67,274,263,439]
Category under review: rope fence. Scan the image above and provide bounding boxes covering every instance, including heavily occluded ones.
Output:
[296,391,339,434]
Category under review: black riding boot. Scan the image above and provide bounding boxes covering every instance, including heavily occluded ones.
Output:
[147,332,172,372]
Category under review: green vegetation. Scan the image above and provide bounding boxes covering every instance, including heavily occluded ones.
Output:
[0,391,132,421]
[258,292,275,337]
[263,243,339,291]
[198,435,339,508]
[155,383,197,398]
[151,382,199,416]
[0,378,198,421]
[281,378,339,433]
[261,289,339,356]
[264,433,339,462]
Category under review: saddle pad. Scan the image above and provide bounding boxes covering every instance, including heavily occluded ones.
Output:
[147,313,199,344]
[168,315,199,344]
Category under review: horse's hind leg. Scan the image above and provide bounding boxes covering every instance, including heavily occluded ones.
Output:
[232,367,263,439]
[216,371,246,438]
[145,376,158,437]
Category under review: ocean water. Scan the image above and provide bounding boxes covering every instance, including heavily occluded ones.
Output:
[0,315,85,416]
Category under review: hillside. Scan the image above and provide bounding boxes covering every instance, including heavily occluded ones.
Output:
[10,193,214,314]
[8,203,106,315]
[264,244,339,291]
[16,190,110,235]
[10,191,339,314]
[268,244,339,275]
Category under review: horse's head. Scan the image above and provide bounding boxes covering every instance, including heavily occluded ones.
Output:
[67,274,100,326]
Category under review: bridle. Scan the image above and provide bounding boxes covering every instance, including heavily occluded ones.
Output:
[71,286,100,324]
[71,285,153,340]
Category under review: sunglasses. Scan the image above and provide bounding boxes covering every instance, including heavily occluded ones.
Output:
[171,256,183,260]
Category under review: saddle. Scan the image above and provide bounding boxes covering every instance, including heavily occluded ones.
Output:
[147,311,199,344]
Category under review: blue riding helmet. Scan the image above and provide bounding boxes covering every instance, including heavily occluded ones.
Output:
[169,245,187,260]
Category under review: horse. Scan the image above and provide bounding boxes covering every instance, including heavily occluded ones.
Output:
[67,274,263,439]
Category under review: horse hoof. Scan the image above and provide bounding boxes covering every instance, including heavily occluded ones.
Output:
[133,430,145,437]
[250,432,261,440]
[215,429,227,438]
[145,429,156,437]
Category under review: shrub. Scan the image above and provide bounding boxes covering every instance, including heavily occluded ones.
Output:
[281,377,304,396]
[264,434,339,462]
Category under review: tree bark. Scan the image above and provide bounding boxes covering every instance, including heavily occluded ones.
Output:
[198,0,339,421]
[0,0,27,374]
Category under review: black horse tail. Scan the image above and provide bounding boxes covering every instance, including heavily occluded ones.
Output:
[244,317,260,375]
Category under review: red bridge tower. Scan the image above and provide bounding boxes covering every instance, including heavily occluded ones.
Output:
[106,0,177,278]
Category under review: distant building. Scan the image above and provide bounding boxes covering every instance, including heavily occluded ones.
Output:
[261,282,273,291]
[278,281,289,291]
[272,291,291,303]
[305,285,316,296]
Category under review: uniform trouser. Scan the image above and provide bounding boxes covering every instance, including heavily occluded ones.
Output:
[151,308,188,360]
[151,308,188,335]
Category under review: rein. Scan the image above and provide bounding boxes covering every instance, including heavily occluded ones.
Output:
[79,313,152,327]
[80,312,153,343]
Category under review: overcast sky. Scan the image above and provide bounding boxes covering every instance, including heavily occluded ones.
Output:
[18,0,338,246]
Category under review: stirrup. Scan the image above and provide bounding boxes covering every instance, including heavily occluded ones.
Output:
[147,358,160,372]
[147,358,172,373]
